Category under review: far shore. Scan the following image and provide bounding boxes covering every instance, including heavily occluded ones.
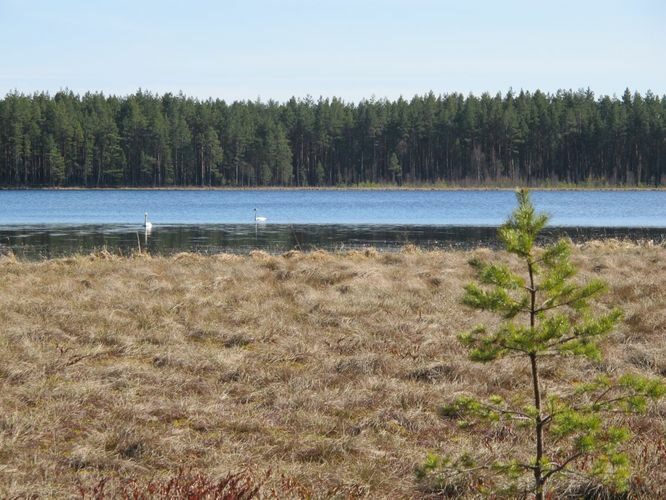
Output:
[1,184,666,192]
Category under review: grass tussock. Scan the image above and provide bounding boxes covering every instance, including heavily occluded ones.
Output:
[0,243,664,497]
[77,468,313,499]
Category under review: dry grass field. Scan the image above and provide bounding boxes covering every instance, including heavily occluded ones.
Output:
[0,243,664,498]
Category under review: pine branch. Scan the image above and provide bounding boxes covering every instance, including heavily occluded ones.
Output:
[592,386,614,406]
[535,295,588,313]
[542,452,585,481]
[474,401,532,421]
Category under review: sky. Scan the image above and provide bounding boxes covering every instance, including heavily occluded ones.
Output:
[0,0,664,102]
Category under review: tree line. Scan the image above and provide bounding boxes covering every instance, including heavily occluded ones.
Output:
[0,88,664,187]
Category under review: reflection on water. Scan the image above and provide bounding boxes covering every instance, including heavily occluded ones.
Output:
[0,224,665,260]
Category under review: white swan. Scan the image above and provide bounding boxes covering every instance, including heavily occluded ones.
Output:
[144,212,153,231]
[254,208,267,223]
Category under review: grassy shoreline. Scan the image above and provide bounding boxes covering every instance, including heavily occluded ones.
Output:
[1,244,664,497]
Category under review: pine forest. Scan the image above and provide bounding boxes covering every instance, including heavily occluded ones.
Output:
[1,88,664,188]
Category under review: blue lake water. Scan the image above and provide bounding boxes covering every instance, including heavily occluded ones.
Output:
[0,189,664,257]
[1,189,666,226]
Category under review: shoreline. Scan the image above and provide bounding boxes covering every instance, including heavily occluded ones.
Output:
[1,184,666,192]
[2,237,665,263]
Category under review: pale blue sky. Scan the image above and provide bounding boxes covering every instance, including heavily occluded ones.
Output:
[0,0,664,101]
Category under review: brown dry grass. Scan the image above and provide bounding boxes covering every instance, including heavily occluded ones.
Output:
[0,242,664,498]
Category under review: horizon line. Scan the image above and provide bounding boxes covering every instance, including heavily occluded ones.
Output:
[2,86,664,105]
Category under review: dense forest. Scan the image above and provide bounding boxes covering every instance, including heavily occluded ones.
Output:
[0,89,664,187]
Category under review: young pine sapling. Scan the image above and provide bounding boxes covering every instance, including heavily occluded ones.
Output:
[420,190,664,498]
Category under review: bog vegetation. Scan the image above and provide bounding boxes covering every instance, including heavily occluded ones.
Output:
[0,242,665,497]
[1,88,665,187]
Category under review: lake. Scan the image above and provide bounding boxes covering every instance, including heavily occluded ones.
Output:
[2,189,666,226]
[1,189,664,257]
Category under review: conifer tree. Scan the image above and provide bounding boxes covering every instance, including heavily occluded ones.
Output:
[420,189,665,498]
[388,152,402,183]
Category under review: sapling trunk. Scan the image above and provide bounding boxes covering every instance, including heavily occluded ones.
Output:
[531,353,544,500]
[528,259,545,499]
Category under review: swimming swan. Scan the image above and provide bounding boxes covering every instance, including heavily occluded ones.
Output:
[144,212,153,230]
[254,208,267,223]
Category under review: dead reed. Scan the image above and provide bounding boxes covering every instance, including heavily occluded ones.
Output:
[0,242,664,498]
